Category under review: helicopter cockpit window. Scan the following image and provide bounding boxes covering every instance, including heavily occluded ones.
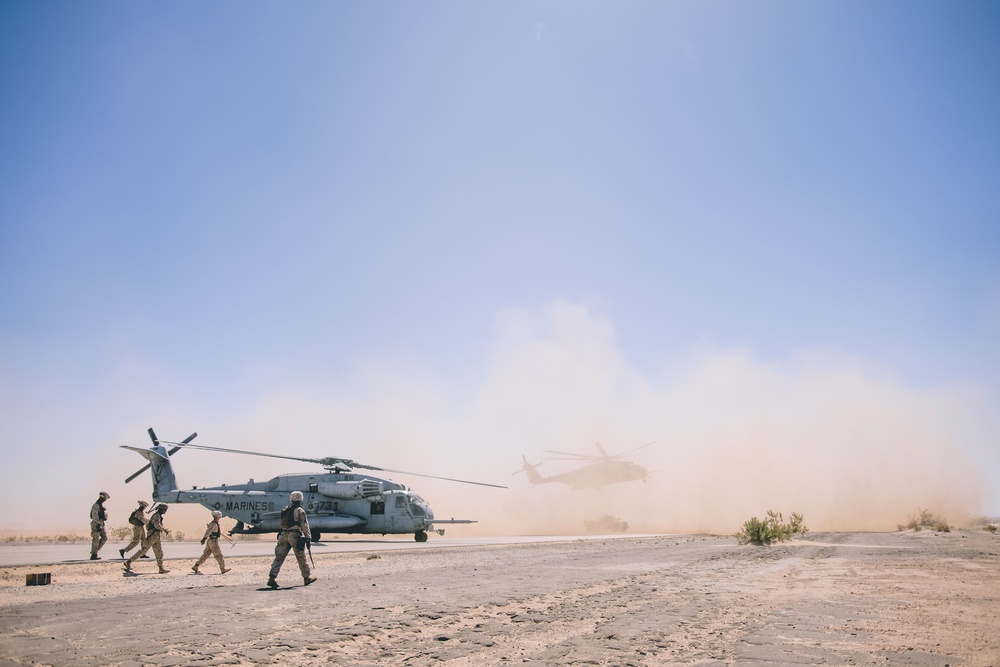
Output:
[370,501,385,515]
[394,495,407,509]
[409,501,426,517]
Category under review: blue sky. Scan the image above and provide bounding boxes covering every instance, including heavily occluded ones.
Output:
[1,2,998,533]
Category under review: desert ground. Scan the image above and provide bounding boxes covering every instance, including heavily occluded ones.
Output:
[0,530,997,666]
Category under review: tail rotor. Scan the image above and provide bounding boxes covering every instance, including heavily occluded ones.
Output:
[124,429,197,484]
[512,456,546,485]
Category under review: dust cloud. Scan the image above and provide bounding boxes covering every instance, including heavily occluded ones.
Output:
[422,302,990,535]
[8,301,993,537]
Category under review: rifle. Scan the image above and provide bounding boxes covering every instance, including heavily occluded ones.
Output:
[298,534,315,569]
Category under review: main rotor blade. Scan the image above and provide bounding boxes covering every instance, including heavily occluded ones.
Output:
[370,466,507,489]
[126,431,197,483]
[160,441,507,489]
[546,440,657,462]
[615,440,658,457]
[160,441,329,466]
[546,449,599,459]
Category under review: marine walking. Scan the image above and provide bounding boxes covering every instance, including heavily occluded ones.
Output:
[267,491,316,589]
[89,491,110,560]
[192,510,231,574]
[124,503,171,574]
[120,500,149,559]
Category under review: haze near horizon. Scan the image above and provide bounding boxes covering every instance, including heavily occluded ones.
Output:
[1,2,998,535]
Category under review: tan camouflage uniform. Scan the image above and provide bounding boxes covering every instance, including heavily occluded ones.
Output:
[89,492,109,559]
[268,499,313,585]
[121,503,147,557]
[192,514,229,573]
[125,507,170,573]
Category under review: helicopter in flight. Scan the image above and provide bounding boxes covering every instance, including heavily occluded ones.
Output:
[514,441,655,490]
[122,428,505,542]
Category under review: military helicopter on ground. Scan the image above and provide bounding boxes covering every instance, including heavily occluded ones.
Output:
[123,428,505,542]
[514,442,655,490]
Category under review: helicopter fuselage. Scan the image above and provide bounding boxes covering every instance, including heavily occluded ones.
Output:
[518,457,648,490]
[124,441,469,542]
[166,471,436,540]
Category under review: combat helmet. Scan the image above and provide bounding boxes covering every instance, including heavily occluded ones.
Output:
[98,491,110,500]
[137,500,148,508]
[211,510,222,518]
[290,491,304,502]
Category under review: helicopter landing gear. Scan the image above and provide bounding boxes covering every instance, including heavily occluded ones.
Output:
[311,528,321,543]
[414,530,428,542]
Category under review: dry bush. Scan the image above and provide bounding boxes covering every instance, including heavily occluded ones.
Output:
[899,509,950,532]
[111,525,132,541]
[735,510,808,545]
[1,534,89,543]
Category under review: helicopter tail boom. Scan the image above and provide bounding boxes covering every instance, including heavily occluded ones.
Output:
[514,456,549,485]
[121,444,179,500]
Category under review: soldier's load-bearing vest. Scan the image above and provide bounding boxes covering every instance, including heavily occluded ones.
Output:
[279,505,296,530]
[146,518,159,534]
[96,507,106,522]
[129,510,144,526]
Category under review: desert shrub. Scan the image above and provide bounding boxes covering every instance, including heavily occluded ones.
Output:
[985,525,998,534]
[111,525,132,541]
[735,510,808,545]
[901,509,948,532]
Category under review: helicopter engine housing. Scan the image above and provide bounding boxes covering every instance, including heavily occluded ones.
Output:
[318,479,383,500]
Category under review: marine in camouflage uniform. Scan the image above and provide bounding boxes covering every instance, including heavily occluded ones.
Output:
[192,510,231,574]
[89,491,110,560]
[119,500,149,559]
[267,491,316,588]
[124,504,170,574]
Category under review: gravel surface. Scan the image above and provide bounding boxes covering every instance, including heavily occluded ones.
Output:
[1,531,997,666]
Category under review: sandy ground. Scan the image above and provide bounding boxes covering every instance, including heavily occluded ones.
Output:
[0,530,997,666]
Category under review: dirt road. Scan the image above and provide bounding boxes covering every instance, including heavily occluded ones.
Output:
[1,530,997,666]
